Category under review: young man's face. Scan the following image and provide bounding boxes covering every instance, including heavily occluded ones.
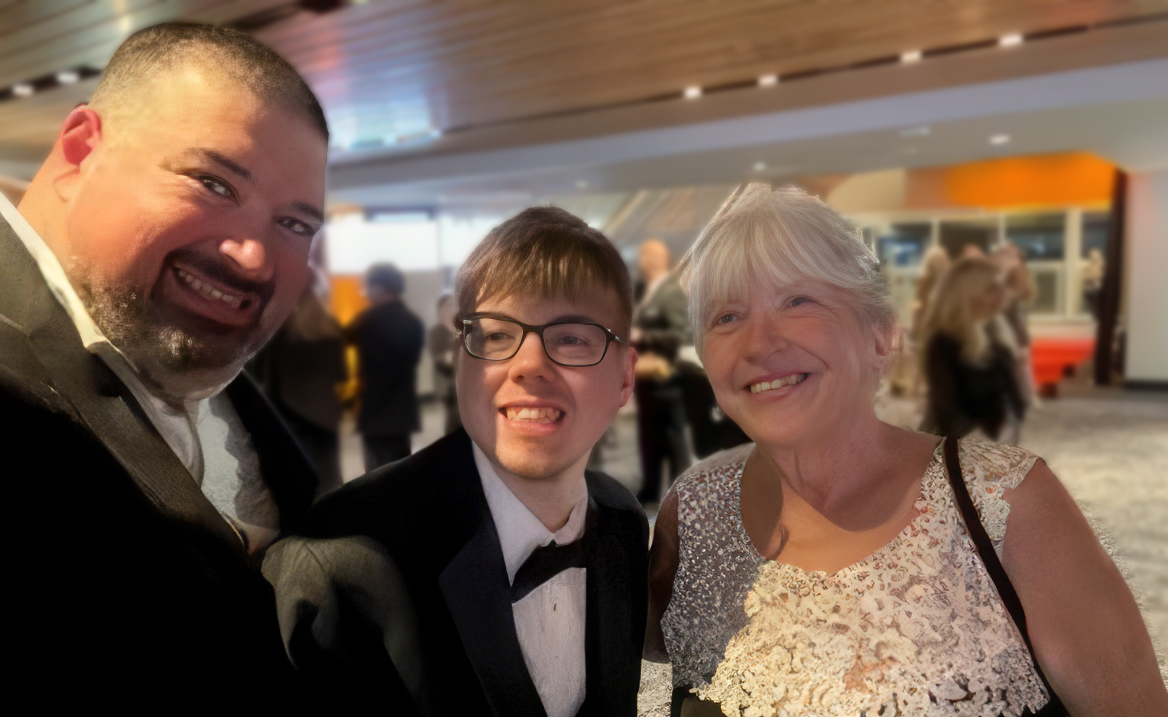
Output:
[455,286,636,484]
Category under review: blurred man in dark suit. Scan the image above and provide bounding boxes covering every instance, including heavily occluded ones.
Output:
[0,23,326,702]
[632,238,692,505]
[348,263,425,470]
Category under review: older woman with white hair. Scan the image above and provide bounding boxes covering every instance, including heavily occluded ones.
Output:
[644,185,1165,717]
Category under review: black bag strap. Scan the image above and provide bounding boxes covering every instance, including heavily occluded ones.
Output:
[943,437,1067,716]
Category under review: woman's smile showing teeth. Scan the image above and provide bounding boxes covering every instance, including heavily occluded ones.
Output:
[503,406,563,423]
[748,373,808,394]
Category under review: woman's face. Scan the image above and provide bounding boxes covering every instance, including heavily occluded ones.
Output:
[700,278,888,449]
[972,278,1007,320]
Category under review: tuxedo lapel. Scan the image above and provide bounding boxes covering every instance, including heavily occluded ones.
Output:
[0,219,244,552]
[438,490,546,717]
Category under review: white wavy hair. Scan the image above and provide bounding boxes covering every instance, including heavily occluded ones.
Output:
[678,183,897,351]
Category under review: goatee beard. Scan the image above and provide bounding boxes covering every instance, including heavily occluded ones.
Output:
[82,281,257,400]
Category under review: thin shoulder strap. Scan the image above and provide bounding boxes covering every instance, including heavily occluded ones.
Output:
[943,437,1067,715]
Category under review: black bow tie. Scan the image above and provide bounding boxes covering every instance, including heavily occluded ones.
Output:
[509,506,597,603]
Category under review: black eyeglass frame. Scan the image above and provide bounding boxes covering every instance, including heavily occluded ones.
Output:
[458,312,626,367]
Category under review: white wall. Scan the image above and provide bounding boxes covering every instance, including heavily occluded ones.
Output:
[1124,168,1168,383]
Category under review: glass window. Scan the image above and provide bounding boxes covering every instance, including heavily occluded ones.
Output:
[1082,212,1110,258]
[1006,213,1066,261]
[876,223,930,267]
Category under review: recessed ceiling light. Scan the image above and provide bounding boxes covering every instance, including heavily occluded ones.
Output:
[683,85,702,100]
[899,125,931,138]
[575,180,589,190]
[56,70,80,85]
[12,83,33,97]
[900,50,922,64]
[990,133,1011,145]
[758,74,778,87]
[752,161,767,172]
[999,33,1023,47]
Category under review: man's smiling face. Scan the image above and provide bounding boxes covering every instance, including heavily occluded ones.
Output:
[62,65,326,397]
[455,287,636,485]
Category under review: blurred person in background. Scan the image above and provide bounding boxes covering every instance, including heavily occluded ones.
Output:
[645,184,1167,716]
[1082,248,1105,318]
[0,22,328,701]
[902,246,951,397]
[348,263,424,470]
[429,291,462,434]
[995,242,1038,408]
[632,238,692,505]
[252,284,347,494]
[920,256,1026,443]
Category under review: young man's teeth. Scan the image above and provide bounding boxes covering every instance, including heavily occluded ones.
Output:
[177,268,241,307]
[749,373,807,393]
[505,407,562,423]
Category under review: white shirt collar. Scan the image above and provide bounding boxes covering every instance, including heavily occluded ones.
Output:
[472,441,589,584]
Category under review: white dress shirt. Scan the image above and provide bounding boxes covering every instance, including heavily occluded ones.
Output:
[472,442,589,717]
[0,193,279,553]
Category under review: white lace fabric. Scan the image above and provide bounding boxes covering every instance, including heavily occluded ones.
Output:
[661,438,1051,717]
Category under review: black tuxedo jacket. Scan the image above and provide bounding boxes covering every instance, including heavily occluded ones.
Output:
[297,428,650,716]
[0,215,319,703]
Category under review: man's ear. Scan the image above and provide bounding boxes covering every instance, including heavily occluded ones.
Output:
[53,105,103,202]
[618,345,638,408]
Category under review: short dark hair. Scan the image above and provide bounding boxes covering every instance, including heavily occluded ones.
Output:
[91,22,328,141]
[366,263,405,295]
[455,207,634,337]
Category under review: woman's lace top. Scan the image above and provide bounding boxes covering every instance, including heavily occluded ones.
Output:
[660,438,1050,717]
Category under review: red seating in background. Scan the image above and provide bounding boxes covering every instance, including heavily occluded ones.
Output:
[1030,337,1095,395]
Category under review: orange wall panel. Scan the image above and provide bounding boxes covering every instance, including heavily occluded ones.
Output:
[943,152,1114,209]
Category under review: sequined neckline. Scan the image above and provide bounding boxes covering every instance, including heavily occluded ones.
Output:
[727,439,946,580]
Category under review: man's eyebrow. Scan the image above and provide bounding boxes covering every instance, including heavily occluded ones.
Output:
[292,201,324,224]
[188,148,253,184]
[551,314,600,324]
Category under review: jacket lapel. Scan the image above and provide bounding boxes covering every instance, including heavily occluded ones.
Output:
[225,374,317,533]
[0,217,244,552]
[438,488,546,717]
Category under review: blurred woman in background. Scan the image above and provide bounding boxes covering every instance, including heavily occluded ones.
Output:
[645,184,1166,717]
[920,256,1026,443]
[995,241,1038,408]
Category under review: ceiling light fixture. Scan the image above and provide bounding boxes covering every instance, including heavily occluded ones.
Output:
[56,70,80,84]
[990,133,1011,146]
[900,50,923,64]
[899,125,931,138]
[999,33,1024,47]
[758,74,778,87]
[575,180,589,190]
[12,83,33,97]
[752,161,767,172]
[683,85,702,100]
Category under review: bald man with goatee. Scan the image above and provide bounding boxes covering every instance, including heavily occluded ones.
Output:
[0,23,328,703]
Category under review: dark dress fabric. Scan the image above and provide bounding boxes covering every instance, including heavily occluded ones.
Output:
[922,332,1026,440]
[287,428,650,716]
[0,215,319,705]
[251,322,347,494]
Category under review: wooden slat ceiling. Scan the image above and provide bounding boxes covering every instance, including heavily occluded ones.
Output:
[2,0,1168,163]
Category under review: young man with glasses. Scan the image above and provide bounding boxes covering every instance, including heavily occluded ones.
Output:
[264,207,648,716]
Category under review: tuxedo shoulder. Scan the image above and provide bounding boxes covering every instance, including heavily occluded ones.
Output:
[306,429,476,538]
[586,469,646,517]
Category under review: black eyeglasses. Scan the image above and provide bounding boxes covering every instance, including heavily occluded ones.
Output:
[460,313,624,367]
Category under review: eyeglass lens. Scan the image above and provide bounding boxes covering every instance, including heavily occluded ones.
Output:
[464,317,609,365]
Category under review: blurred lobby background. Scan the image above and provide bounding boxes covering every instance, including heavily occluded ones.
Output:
[2,0,1166,670]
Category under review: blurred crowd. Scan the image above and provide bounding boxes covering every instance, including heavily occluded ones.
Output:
[253,230,1082,506]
